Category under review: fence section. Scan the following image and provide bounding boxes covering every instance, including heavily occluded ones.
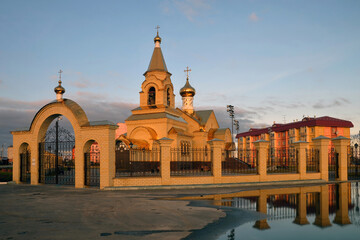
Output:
[267,148,298,174]
[116,148,160,177]
[306,148,320,173]
[222,149,257,175]
[170,148,212,176]
[348,146,360,180]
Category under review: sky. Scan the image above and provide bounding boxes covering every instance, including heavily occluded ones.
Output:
[1,0,360,155]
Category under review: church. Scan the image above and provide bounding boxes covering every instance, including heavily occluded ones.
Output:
[118,31,232,150]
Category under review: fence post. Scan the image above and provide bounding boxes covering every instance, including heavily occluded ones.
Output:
[332,136,350,181]
[158,137,173,185]
[253,140,269,181]
[313,136,330,181]
[208,139,224,183]
[293,141,309,179]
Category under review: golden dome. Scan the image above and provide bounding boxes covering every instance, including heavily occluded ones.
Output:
[180,78,196,97]
[154,33,161,43]
[54,80,65,94]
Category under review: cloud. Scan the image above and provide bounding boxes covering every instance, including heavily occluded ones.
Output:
[173,0,211,22]
[249,12,259,22]
[312,98,350,109]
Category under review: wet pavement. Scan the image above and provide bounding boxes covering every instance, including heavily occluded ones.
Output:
[0,182,336,240]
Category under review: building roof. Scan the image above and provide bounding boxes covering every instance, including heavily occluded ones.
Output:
[194,110,213,126]
[236,116,354,138]
[125,112,187,124]
[144,34,169,75]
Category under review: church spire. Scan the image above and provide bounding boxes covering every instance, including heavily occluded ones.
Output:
[180,67,196,115]
[54,69,65,102]
[144,26,169,75]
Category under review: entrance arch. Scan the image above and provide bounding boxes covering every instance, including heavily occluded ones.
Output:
[11,98,117,189]
[19,142,30,183]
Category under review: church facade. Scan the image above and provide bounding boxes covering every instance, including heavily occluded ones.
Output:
[119,32,232,150]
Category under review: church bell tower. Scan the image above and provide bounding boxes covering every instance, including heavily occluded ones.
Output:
[139,27,175,109]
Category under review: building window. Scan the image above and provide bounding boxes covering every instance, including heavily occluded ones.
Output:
[167,88,171,106]
[148,87,156,105]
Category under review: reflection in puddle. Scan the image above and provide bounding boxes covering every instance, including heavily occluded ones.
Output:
[181,182,360,239]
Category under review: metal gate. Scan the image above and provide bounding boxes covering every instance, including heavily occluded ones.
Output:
[39,119,75,185]
[115,148,130,176]
[20,149,30,183]
[328,148,339,180]
[39,141,75,185]
[84,152,100,187]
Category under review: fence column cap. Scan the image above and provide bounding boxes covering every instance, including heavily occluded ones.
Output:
[332,136,350,141]
[253,140,269,143]
[313,135,330,140]
[207,138,224,147]
[158,137,174,146]
[293,141,309,144]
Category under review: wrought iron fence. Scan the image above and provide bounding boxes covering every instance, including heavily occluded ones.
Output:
[328,147,338,180]
[222,149,257,175]
[170,148,212,176]
[267,148,298,174]
[348,146,360,180]
[306,148,320,173]
[116,148,160,177]
[85,152,100,187]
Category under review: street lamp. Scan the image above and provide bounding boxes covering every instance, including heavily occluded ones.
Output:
[234,119,240,134]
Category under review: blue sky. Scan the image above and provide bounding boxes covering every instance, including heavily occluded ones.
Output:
[1,0,360,152]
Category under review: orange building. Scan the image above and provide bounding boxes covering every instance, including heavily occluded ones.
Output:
[236,116,354,151]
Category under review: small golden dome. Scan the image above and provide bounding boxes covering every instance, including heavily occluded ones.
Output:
[154,33,161,43]
[180,78,196,97]
[54,80,65,94]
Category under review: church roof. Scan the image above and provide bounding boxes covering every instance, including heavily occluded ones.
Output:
[194,110,214,125]
[144,35,169,75]
[125,112,187,124]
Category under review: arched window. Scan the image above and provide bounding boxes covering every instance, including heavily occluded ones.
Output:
[167,88,171,106]
[148,87,156,106]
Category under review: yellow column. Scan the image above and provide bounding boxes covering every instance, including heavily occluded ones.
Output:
[99,127,117,189]
[332,136,350,181]
[159,137,174,185]
[30,141,39,185]
[253,140,269,182]
[313,136,331,181]
[12,138,20,183]
[333,183,351,225]
[294,191,309,225]
[254,192,270,229]
[293,141,309,179]
[314,185,331,227]
[75,140,85,188]
[208,139,224,183]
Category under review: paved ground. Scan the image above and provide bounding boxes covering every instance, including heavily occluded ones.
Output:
[0,182,325,240]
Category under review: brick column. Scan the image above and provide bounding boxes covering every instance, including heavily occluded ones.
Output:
[332,136,350,181]
[294,191,309,225]
[254,192,270,229]
[313,136,330,181]
[293,141,309,179]
[208,139,224,183]
[333,183,351,225]
[253,140,269,181]
[159,137,174,185]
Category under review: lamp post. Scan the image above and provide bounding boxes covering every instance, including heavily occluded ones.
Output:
[227,105,234,142]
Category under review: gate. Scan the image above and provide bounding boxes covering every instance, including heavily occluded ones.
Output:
[20,149,30,183]
[115,147,130,176]
[328,148,339,180]
[39,121,75,185]
[84,152,100,187]
[348,146,360,180]
[39,141,75,185]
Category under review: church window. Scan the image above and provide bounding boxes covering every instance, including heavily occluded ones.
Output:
[148,87,156,105]
[167,88,171,106]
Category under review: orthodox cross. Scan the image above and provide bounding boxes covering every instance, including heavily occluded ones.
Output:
[155,25,160,34]
[58,69,63,83]
[184,66,191,79]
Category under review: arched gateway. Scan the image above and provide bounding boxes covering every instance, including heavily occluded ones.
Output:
[11,74,117,189]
